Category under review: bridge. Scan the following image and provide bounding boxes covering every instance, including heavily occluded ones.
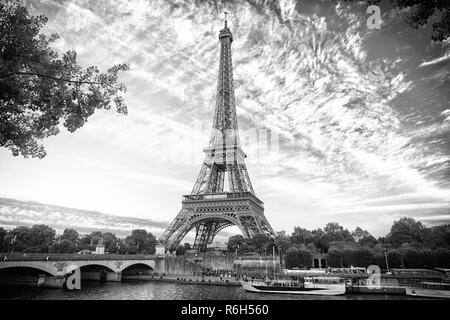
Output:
[0,253,165,288]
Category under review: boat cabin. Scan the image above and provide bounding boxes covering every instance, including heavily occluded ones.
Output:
[305,276,345,285]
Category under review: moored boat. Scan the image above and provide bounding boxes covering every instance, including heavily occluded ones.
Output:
[405,282,450,299]
[240,276,346,296]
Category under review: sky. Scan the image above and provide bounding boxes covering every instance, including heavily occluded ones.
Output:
[0,0,449,239]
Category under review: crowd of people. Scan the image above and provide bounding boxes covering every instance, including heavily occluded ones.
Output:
[194,269,239,280]
[152,268,278,283]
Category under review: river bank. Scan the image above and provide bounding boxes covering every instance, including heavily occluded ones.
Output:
[122,275,241,286]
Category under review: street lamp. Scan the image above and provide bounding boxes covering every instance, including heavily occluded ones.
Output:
[384,250,390,274]
[57,235,62,254]
[10,235,16,253]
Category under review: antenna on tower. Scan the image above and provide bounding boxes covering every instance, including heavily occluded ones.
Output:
[224,11,229,28]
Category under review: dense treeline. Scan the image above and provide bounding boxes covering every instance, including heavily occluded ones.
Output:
[2,217,450,269]
[227,217,450,269]
[0,225,157,255]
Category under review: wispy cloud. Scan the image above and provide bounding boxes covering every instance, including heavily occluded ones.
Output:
[112,172,192,192]
[0,0,448,237]
[0,197,169,237]
[420,52,450,67]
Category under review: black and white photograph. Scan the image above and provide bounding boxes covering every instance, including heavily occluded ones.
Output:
[0,0,450,309]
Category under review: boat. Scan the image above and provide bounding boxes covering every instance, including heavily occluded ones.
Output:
[240,276,346,296]
[405,282,450,299]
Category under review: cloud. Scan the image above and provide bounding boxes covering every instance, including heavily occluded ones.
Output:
[420,52,450,67]
[112,172,192,192]
[320,202,450,216]
[0,197,169,237]
[1,0,447,237]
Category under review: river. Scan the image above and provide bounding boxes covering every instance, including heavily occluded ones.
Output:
[0,280,419,300]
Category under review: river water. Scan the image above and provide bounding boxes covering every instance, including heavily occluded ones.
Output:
[0,280,418,300]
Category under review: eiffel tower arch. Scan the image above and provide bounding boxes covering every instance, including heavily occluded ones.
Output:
[159,16,275,252]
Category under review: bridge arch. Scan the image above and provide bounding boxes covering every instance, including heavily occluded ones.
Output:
[66,262,116,274]
[0,262,58,276]
[0,265,55,277]
[119,260,155,272]
[121,263,155,276]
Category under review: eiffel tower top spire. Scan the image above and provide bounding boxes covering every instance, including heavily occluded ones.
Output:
[224,11,228,28]
[219,11,232,42]
[210,11,238,149]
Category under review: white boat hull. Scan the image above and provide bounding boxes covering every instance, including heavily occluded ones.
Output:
[405,287,450,299]
[240,281,346,296]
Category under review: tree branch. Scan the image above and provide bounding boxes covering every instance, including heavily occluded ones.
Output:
[0,72,102,85]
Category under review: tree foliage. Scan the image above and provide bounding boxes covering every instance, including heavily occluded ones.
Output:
[245,233,274,255]
[375,249,403,269]
[0,227,7,251]
[435,248,450,267]
[227,234,245,253]
[0,1,129,158]
[175,244,185,256]
[291,227,312,245]
[7,224,55,252]
[102,232,119,253]
[0,225,158,255]
[345,248,375,267]
[424,225,450,248]
[392,0,450,42]
[224,217,449,269]
[274,231,291,254]
[323,222,354,243]
[61,228,79,242]
[326,247,344,267]
[285,247,313,269]
[125,229,156,254]
[50,239,76,253]
[387,217,426,247]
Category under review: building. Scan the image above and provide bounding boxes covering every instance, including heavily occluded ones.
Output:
[207,242,228,252]
[94,244,105,254]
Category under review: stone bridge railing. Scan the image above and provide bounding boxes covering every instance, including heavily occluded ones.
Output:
[1,252,159,261]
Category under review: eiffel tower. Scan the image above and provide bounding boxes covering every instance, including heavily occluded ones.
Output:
[160,14,275,252]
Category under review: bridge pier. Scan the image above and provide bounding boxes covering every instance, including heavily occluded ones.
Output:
[154,256,165,274]
[37,275,65,288]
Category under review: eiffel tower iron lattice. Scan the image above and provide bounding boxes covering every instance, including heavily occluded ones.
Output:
[159,16,275,252]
